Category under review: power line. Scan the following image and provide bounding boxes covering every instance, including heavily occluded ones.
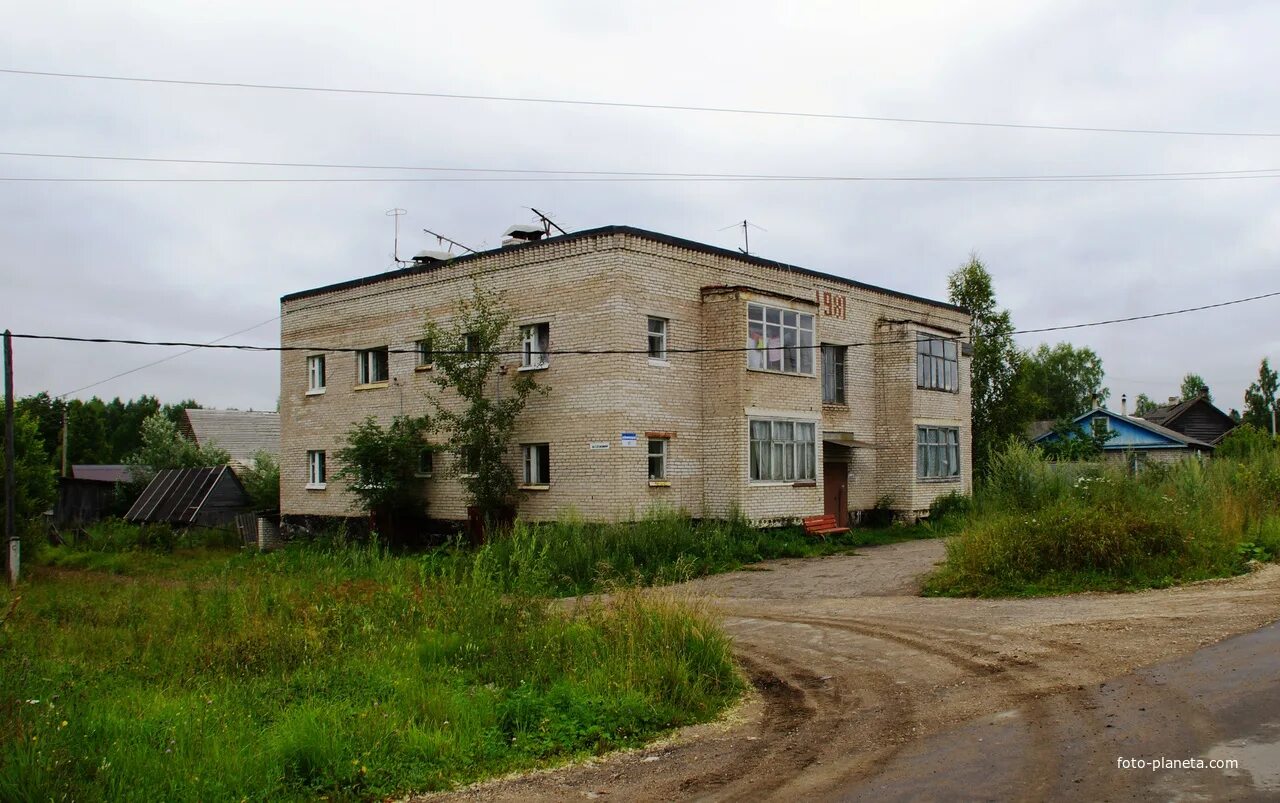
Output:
[3,67,1280,139]
[56,315,281,398]
[4,150,1280,182]
[11,290,1278,358]
[6,174,1280,185]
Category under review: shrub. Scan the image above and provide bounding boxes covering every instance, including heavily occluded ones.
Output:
[926,442,1280,597]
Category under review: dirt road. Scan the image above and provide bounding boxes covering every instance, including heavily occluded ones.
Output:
[426,540,1280,802]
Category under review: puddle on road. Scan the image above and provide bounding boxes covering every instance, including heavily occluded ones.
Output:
[1205,722,1280,792]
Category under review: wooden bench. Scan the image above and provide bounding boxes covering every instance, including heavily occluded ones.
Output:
[802,514,851,539]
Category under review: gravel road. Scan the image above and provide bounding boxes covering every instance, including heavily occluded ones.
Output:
[420,539,1280,802]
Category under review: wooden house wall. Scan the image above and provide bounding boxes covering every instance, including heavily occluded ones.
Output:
[54,479,117,527]
[193,473,252,527]
[1162,405,1235,444]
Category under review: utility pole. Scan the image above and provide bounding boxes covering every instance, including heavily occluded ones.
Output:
[61,408,68,477]
[4,330,18,586]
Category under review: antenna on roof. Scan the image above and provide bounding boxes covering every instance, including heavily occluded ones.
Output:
[421,227,478,255]
[719,219,767,255]
[529,208,568,236]
[385,208,409,269]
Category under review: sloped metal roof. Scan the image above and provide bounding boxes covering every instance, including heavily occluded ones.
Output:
[70,464,139,483]
[125,466,246,525]
[180,409,280,469]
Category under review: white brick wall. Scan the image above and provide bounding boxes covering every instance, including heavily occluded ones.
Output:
[279,228,971,523]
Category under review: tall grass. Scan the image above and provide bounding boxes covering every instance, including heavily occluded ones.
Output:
[469,508,882,596]
[0,537,742,801]
[925,438,1280,597]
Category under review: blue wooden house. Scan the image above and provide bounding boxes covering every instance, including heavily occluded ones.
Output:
[1032,406,1212,463]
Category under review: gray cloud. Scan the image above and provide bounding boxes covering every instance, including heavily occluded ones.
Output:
[3,0,1278,415]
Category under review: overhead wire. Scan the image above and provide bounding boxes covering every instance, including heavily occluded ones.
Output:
[7,175,1280,184]
[55,315,281,398]
[3,150,1280,183]
[11,290,1278,360]
[3,67,1280,138]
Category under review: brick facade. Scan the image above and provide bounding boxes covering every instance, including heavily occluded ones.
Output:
[279,227,971,524]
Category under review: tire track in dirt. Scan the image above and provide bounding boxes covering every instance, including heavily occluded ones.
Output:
[745,612,1075,799]
[420,548,1280,802]
[754,613,1227,802]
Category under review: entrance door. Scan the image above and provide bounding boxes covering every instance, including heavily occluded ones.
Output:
[823,461,848,527]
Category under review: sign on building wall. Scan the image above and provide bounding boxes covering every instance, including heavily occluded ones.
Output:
[620,432,638,447]
[589,441,610,450]
[817,290,847,320]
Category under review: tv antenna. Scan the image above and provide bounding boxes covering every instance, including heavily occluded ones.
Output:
[529,207,568,236]
[719,219,767,255]
[422,227,478,254]
[385,208,408,268]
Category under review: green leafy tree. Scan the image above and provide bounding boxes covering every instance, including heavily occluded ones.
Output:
[1020,343,1108,421]
[1180,373,1211,403]
[126,413,230,483]
[238,450,281,510]
[334,416,434,525]
[947,254,1027,476]
[1133,393,1158,416]
[1215,423,1277,460]
[0,406,58,525]
[1037,418,1116,461]
[423,281,545,530]
[1243,357,1278,434]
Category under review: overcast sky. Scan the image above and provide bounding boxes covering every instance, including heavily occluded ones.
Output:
[2,0,1277,415]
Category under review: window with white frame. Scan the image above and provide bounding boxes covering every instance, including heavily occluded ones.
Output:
[749,419,816,481]
[357,347,389,384]
[306,355,326,393]
[648,438,668,480]
[647,317,668,360]
[1092,416,1109,437]
[916,427,960,479]
[306,450,326,487]
[462,332,481,356]
[520,323,549,368]
[522,443,550,485]
[415,338,433,368]
[917,337,959,392]
[747,303,814,374]
[821,344,846,404]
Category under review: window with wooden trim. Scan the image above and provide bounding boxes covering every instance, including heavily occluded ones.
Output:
[821,344,846,404]
[306,355,326,393]
[749,419,816,481]
[415,339,433,368]
[520,323,549,369]
[306,450,326,487]
[647,317,668,360]
[648,438,668,480]
[357,347,389,384]
[916,337,959,392]
[916,427,960,479]
[747,303,814,375]
[522,443,550,485]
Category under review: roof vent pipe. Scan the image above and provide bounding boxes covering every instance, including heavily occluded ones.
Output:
[502,223,546,247]
[411,249,454,265]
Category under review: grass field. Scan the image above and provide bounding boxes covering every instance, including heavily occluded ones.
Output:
[0,532,744,801]
[0,510,933,800]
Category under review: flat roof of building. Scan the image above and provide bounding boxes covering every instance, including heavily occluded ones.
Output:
[281,224,966,313]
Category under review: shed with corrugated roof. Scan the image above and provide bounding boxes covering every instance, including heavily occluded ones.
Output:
[125,466,251,527]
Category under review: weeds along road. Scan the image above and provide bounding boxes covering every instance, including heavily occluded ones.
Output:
[424,540,1280,802]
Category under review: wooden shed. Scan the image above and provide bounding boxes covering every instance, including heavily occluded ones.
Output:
[125,466,250,527]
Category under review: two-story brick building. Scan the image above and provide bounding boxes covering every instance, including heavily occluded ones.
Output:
[278,225,971,525]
